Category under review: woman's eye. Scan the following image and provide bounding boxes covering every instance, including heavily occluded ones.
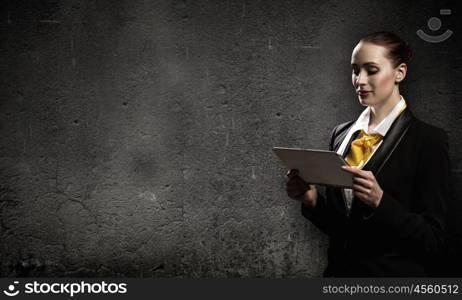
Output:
[368,69,378,75]
[352,69,359,75]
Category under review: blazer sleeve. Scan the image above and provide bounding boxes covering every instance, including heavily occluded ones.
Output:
[364,127,449,258]
[300,124,348,237]
[301,190,331,235]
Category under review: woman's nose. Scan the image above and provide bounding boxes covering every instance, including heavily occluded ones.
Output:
[356,72,367,86]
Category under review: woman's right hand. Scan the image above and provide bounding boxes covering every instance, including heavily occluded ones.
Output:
[285,169,318,208]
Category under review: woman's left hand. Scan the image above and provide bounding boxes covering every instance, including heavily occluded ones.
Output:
[341,166,383,209]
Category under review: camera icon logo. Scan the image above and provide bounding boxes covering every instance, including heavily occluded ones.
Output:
[3,281,20,297]
[417,9,453,43]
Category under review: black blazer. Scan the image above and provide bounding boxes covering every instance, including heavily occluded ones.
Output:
[301,108,450,277]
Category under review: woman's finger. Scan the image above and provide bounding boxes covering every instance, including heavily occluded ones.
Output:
[341,166,372,179]
[287,191,305,199]
[288,175,310,187]
[353,190,369,200]
[286,186,306,198]
[286,183,309,195]
[364,170,376,180]
[352,183,371,194]
[353,176,372,188]
[286,176,308,188]
[286,183,303,190]
[286,169,300,178]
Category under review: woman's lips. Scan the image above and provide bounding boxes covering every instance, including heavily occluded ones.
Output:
[358,91,371,97]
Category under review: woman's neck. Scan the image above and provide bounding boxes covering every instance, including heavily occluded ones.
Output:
[369,90,401,126]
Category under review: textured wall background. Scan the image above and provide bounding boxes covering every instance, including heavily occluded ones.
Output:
[1,0,461,277]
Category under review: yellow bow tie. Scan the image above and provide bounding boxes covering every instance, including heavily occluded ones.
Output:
[345,130,383,168]
[345,103,407,169]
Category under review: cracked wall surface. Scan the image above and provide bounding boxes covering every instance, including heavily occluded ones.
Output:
[1,0,462,277]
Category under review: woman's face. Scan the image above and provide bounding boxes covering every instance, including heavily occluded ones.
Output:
[351,42,401,108]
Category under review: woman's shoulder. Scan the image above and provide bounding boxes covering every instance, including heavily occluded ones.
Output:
[331,120,355,137]
[411,117,448,143]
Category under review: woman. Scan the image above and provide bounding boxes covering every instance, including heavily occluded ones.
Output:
[286,32,449,277]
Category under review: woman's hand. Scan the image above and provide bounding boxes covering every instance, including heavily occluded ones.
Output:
[341,166,383,208]
[285,169,318,208]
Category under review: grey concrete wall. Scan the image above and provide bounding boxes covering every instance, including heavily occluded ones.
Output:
[1,0,461,277]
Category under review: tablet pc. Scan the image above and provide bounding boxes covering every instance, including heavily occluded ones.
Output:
[272,147,353,188]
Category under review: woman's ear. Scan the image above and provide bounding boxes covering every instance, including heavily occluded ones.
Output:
[395,63,407,83]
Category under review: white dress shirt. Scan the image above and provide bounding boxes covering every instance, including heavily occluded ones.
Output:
[337,96,407,211]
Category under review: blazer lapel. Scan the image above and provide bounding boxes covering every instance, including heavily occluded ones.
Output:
[333,121,356,153]
[341,130,361,158]
[331,121,357,216]
[362,108,414,175]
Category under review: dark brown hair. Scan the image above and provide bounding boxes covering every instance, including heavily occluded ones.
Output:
[359,32,413,67]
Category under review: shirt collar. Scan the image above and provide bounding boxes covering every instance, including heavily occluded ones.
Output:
[350,96,407,136]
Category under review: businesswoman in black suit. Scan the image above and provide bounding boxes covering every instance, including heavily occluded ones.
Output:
[286,32,450,277]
